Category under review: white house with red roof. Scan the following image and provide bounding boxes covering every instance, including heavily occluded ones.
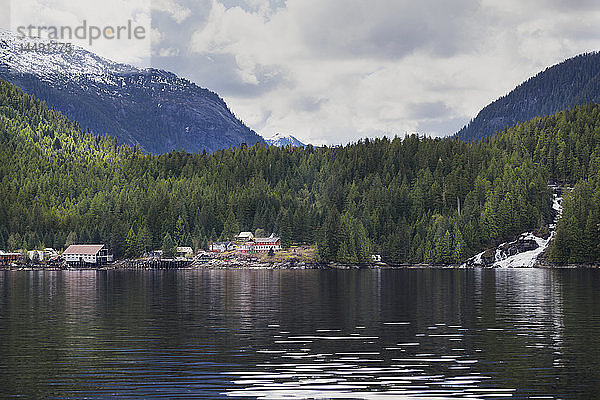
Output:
[63,244,113,265]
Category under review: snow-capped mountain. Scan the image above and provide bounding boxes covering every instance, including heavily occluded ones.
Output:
[0,29,263,154]
[265,133,305,148]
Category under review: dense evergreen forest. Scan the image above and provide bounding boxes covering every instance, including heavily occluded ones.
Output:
[0,79,599,263]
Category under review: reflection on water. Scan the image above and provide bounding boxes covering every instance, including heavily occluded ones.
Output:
[0,269,599,398]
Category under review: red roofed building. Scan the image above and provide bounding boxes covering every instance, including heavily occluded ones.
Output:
[0,251,21,263]
[63,244,113,265]
[239,234,281,253]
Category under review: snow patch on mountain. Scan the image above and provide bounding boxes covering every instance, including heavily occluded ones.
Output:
[265,133,305,148]
[0,29,137,78]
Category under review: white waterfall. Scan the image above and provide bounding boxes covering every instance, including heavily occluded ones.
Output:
[462,186,563,268]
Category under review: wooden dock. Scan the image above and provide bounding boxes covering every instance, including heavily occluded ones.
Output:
[116,259,193,269]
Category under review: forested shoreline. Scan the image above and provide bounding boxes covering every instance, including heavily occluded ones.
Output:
[0,79,598,264]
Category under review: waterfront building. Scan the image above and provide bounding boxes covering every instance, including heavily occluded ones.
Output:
[63,244,113,266]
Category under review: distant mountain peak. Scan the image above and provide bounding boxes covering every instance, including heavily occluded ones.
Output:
[0,28,264,154]
[265,133,305,148]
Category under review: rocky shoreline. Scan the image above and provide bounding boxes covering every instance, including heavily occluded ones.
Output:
[3,259,598,271]
[0,260,384,270]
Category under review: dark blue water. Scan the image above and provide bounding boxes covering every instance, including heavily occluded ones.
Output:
[0,268,599,399]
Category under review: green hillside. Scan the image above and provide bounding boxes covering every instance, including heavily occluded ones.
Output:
[0,78,598,264]
[483,105,600,263]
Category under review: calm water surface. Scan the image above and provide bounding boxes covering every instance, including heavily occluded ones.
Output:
[0,269,599,399]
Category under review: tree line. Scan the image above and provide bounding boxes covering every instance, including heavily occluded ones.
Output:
[0,79,598,263]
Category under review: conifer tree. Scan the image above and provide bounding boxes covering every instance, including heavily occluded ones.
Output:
[162,233,176,258]
[125,227,138,258]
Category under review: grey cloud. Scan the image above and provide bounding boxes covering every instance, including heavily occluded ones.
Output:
[0,0,9,30]
[407,101,467,136]
[151,52,291,97]
[225,61,293,97]
[146,0,600,144]
[548,0,600,11]
[552,19,600,42]
[220,0,286,13]
[298,0,482,59]
[407,101,450,120]
[417,116,470,137]
[151,1,210,51]
[294,96,328,112]
[151,0,293,97]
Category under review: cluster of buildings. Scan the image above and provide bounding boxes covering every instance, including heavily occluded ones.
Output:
[209,232,282,254]
[0,248,59,264]
[1,244,115,267]
[1,230,282,267]
[28,248,59,262]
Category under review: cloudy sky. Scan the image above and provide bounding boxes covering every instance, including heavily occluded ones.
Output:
[7,0,600,144]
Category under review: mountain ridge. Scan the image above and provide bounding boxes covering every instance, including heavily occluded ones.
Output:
[456,52,600,141]
[0,29,264,154]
